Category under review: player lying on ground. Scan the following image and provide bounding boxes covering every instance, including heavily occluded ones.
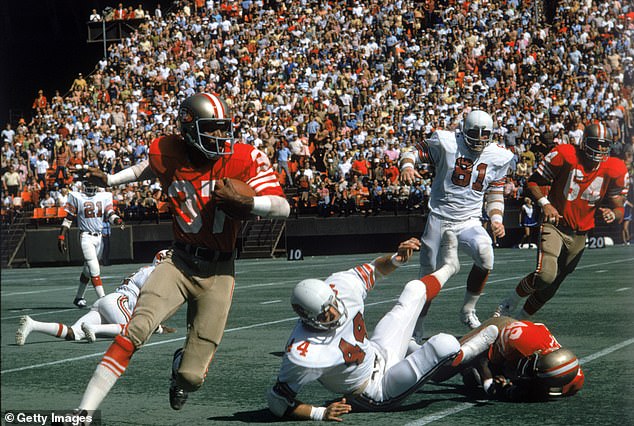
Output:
[267,232,495,421]
[16,250,175,345]
[431,316,584,401]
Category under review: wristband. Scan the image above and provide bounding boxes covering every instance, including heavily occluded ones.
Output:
[310,406,326,421]
[58,235,65,240]
[390,253,405,267]
[490,214,503,224]
[400,162,414,171]
[537,197,550,207]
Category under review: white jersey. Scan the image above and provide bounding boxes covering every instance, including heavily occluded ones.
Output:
[278,262,380,395]
[65,191,115,233]
[408,130,513,221]
[114,265,155,312]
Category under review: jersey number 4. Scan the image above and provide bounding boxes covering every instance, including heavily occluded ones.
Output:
[338,312,367,365]
[451,158,488,191]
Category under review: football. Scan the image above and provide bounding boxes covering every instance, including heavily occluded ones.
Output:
[216,178,256,197]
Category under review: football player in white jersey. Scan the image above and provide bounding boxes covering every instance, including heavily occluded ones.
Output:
[400,110,514,332]
[267,232,497,421]
[16,250,175,345]
[58,182,124,308]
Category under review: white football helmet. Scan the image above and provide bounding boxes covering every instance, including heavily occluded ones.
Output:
[153,249,170,266]
[291,279,347,331]
[462,110,494,152]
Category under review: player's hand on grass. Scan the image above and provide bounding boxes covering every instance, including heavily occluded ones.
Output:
[324,398,352,422]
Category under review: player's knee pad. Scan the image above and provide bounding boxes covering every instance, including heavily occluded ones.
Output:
[475,242,494,270]
[410,333,460,376]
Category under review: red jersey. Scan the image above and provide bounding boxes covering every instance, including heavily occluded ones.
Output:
[489,320,560,363]
[489,320,584,397]
[149,136,284,251]
[535,144,629,231]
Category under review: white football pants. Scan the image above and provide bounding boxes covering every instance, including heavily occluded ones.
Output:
[420,214,494,274]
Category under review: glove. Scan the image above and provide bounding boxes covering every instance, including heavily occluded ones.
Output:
[58,235,68,254]
[213,178,255,220]
[113,216,125,229]
[83,167,108,187]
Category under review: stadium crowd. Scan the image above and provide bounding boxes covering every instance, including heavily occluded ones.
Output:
[2,0,634,226]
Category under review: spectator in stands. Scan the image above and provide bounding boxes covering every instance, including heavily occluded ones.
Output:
[2,123,15,144]
[276,143,293,187]
[89,9,102,22]
[2,164,22,197]
[39,191,55,208]
[71,73,88,92]
[35,154,49,190]
[56,187,69,207]
[113,3,126,20]
[32,90,47,112]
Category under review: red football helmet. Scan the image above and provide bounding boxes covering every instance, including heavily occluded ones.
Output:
[178,93,234,159]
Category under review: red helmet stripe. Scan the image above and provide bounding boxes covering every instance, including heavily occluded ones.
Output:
[202,93,226,118]
[597,123,605,140]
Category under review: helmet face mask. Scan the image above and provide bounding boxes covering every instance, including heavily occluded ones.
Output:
[179,93,234,160]
[462,110,494,153]
[83,182,97,197]
[581,123,611,164]
[291,279,348,331]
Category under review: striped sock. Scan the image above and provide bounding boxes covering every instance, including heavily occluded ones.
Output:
[91,276,105,298]
[32,320,69,339]
[78,335,135,411]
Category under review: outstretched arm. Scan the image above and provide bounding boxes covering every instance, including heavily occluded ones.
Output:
[372,237,421,277]
[84,160,155,187]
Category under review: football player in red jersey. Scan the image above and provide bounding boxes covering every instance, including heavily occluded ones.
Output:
[432,316,584,401]
[75,93,290,414]
[495,122,629,319]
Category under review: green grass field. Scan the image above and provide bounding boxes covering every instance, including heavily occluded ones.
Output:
[2,245,633,425]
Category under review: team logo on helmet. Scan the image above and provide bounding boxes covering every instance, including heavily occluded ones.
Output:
[178,93,234,160]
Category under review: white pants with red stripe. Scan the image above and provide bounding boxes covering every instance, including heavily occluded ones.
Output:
[70,293,132,340]
[80,232,103,278]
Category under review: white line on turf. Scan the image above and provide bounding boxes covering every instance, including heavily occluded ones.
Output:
[403,337,634,426]
[260,300,282,305]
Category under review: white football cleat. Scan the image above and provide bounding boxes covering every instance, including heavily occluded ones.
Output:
[73,298,87,308]
[81,323,97,343]
[493,297,517,318]
[460,309,482,329]
[16,315,34,346]
[456,325,499,365]
[440,230,460,275]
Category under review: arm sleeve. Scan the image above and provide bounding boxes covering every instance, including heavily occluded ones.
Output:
[107,160,155,186]
[251,195,291,218]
